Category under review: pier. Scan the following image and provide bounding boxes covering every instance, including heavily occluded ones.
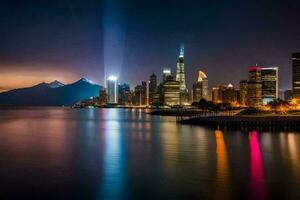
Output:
[179,115,300,131]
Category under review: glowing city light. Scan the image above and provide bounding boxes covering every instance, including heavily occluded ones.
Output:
[108,75,117,81]
[197,70,207,82]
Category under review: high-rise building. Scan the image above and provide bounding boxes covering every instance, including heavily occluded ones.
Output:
[176,44,187,91]
[212,84,238,104]
[175,44,189,104]
[279,89,285,100]
[239,80,248,105]
[247,66,262,107]
[261,67,278,104]
[107,76,117,104]
[149,73,157,105]
[118,83,130,105]
[222,84,238,103]
[284,90,293,101]
[99,88,108,105]
[192,70,209,102]
[212,86,224,103]
[134,81,147,106]
[163,75,180,106]
[152,83,164,106]
[163,68,171,82]
[292,53,300,98]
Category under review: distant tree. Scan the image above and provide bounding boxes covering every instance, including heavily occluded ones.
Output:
[268,98,289,108]
[206,101,216,111]
[198,98,208,110]
[191,102,199,107]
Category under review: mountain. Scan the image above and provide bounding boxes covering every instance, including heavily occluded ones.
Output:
[48,80,64,88]
[0,78,102,106]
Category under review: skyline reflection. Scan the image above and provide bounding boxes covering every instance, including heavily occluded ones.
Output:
[0,108,300,199]
[249,131,266,200]
[100,109,126,199]
[215,130,230,200]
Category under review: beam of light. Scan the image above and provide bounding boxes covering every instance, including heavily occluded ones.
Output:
[249,131,266,200]
[103,0,127,85]
[215,130,230,200]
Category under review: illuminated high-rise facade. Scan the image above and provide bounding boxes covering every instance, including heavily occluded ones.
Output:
[211,84,238,104]
[149,73,157,105]
[222,84,238,103]
[176,45,186,90]
[107,76,117,104]
[247,66,262,107]
[175,44,188,104]
[163,68,171,82]
[163,75,180,106]
[261,67,278,104]
[118,83,130,105]
[99,88,108,105]
[292,53,300,98]
[134,81,147,106]
[192,70,209,102]
[239,80,248,105]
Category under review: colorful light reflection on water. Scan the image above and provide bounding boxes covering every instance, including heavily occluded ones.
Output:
[249,131,266,200]
[0,108,299,199]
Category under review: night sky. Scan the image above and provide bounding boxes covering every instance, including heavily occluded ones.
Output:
[1,0,300,92]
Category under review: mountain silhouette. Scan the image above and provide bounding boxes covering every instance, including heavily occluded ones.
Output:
[0,78,102,106]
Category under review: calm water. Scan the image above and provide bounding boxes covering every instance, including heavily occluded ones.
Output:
[0,108,300,199]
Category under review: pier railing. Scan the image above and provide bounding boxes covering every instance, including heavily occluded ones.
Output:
[175,110,239,122]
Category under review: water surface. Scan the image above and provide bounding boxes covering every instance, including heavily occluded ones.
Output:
[0,108,299,199]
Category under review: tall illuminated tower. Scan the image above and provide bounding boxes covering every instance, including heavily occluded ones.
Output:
[292,53,300,98]
[107,76,117,104]
[176,44,189,104]
[176,44,187,91]
[261,67,278,104]
[247,66,262,107]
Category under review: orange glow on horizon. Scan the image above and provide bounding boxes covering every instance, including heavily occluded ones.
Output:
[0,70,90,92]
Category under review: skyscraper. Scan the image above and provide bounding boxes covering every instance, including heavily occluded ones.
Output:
[99,88,108,105]
[149,73,157,105]
[163,75,181,106]
[192,70,209,102]
[211,84,238,104]
[175,44,188,104]
[163,68,171,82]
[107,76,117,104]
[292,53,300,98]
[222,84,238,103]
[239,80,248,105]
[176,44,186,90]
[284,90,293,101]
[261,67,278,104]
[247,66,262,107]
[134,81,147,106]
[118,83,130,105]
[212,86,225,103]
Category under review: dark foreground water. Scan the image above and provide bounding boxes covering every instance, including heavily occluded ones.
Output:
[0,108,300,200]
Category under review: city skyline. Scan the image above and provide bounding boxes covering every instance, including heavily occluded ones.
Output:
[1,1,300,199]
[1,0,300,92]
[0,46,292,94]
